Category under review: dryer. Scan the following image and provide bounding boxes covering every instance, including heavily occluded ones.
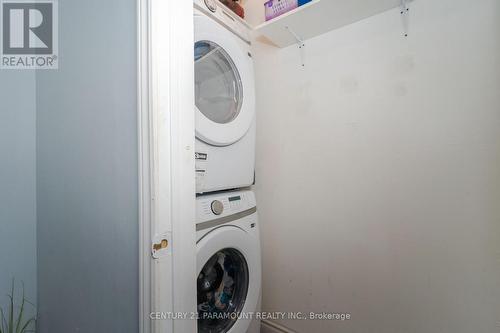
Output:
[196,190,261,333]
[194,0,256,194]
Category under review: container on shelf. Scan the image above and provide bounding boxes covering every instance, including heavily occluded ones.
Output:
[220,0,245,18]
[264,0,312,21]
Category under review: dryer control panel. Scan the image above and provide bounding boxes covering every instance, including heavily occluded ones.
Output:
[194,0,252,43]
[196,190,256,224]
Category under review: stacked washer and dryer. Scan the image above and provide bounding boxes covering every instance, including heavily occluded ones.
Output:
[193,1,261,332]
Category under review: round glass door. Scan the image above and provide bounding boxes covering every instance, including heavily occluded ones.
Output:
[194,41,243,125]
[197,248,249,333]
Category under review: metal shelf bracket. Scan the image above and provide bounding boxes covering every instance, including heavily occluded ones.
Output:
[285,26,306,67]
[400,0,411,37]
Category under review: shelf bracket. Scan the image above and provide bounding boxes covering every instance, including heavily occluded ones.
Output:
[400,0,410,37]
[285,26,306,67]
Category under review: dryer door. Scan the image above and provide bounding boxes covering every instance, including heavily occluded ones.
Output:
[194,15,255,146]
[197,226,261,333]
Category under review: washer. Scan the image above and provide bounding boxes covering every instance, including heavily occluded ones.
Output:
[196,190,261,333]
[194,0,256,194]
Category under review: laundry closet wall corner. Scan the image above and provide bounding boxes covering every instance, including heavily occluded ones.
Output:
[250,0,500,332]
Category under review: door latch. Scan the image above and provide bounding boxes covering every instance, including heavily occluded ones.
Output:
[152,232,172,259]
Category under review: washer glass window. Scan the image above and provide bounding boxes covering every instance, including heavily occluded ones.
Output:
[197,248,249,333]
[194,41,243,124]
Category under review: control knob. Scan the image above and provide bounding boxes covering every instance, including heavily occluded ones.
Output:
[211,200,224,215]
[204,0,217,12]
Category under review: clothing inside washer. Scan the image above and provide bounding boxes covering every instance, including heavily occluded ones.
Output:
[197,248,249,332]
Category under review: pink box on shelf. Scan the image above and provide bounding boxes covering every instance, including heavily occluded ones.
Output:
[264,0,298,21]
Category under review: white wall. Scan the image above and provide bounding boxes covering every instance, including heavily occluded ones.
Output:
[240,0,260,27]
[0,71,37,316]
[249,0,500,332]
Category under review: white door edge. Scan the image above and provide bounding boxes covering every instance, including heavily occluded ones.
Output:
[137,0,152,332]
[138,0,197,332]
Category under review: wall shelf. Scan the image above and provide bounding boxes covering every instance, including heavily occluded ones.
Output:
[255,0,412,48]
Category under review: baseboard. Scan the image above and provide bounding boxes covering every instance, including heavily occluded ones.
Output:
[261,320,298,333]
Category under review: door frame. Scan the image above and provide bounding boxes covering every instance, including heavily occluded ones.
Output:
[138,0,197,332]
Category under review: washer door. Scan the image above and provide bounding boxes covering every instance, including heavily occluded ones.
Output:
[197,226,260,333]
[194,15,255,146]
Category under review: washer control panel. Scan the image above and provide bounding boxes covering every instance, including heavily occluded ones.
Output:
[197,190,256,224]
